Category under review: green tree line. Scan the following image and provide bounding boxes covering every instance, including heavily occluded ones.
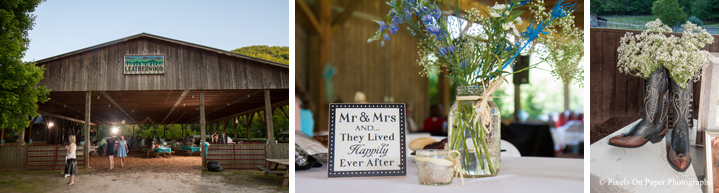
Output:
[592,0,719,26]
[231,45,289,65]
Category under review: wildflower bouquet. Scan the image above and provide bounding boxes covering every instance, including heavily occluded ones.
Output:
[532,2,584,86]
[368,0,578,177]
[617,19,714,89]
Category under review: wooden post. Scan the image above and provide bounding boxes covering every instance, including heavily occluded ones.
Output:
[200,90,207,167]
[264,90,275,144]
[697,53,719,145]
[232,117,238,141]
[84,91,91,168]
[437,69,451,116]
[245,113,255,141]
[18,116,37,166]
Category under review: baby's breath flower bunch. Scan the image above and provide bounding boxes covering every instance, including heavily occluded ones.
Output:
[367,0,577,87]
[617,19,714,89]
[532,2,584,86]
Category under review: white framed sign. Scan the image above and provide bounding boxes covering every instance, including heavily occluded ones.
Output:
[327,103,406,178]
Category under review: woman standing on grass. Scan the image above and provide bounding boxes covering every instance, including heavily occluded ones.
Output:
[117,136,129,168]
[66,135,77,186]
[106,136,115,170]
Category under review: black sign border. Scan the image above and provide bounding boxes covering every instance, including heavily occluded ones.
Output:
[327,103,406,178]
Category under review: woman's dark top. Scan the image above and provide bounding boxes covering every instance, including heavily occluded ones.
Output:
[106,138,115,156]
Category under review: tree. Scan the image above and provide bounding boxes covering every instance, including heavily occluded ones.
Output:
[652,0,688,26]
[0,0,49,133]
[691,0,719,20]
[231,45,289,65]
[590,0,606,15]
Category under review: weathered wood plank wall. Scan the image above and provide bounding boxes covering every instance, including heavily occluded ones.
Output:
[295,0,428,132]
[590,28,719,127]
[38,37,289,92]
[0,146,27,169]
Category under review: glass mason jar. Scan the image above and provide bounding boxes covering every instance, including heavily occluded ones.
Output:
[447,85,501,177]
[416,149,454,185]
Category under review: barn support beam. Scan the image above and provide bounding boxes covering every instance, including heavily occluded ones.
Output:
[84,91,91,168]
[264,90,275,144]
[200,90,207,167]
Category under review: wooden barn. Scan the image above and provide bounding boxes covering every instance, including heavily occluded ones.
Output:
[1,33,289,170]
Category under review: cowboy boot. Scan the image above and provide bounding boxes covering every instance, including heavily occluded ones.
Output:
[608,67,670,147]
[667,79,693,172]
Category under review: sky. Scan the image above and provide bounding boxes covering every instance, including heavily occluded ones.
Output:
[22,0,289,62]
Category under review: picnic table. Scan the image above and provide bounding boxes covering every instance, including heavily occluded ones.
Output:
[150,147,173,158]
[179,146,201,156]
[257,159,289,187]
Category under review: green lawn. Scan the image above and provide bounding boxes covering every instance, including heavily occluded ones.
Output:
[604,15,656,23]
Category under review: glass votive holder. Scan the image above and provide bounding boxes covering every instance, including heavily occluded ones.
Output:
[416,149,454,185]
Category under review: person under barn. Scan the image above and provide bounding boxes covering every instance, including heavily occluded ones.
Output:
[65,135,78,186]
[184,135,192,146]
[146,141,156,157]
[106,136,116,170]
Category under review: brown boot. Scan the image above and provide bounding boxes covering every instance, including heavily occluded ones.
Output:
[667,79,693,172]
[608,67,670,147]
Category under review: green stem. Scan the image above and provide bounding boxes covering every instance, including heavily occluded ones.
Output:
[477,120,494,174]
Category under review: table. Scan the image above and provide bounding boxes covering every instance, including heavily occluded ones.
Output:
[296,157,583,192]
[260,159,289,187]
[151,147,173,158]
[590,119,703,193]
[179,146,201,156]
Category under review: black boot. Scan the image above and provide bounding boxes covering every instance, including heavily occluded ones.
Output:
[608,67,670,147]
[667,79,693,172]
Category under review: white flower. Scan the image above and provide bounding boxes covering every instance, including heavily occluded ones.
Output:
[489,11,501,17]
[617,19,714,88]
[492,3,507,10]
[514,17,522,25]
[502,22,511,30]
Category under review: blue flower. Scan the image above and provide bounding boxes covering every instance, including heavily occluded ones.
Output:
[448,45,456,53]
[519,0,531,5]
[381,41,385,47]
[438,47,447,57]
[421,14,433,25]
[426,24,440,35]
[433,7,442,19]
[378,21,389,30]
[392,15,402,24]
[551,0,577,18]
[520,21,549,42]
[384,34,390,41]
[460,59,468,69]
[403,9,412,20]
[390,23,400,34]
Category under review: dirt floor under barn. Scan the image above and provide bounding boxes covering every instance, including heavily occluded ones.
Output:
[0,152,288,193]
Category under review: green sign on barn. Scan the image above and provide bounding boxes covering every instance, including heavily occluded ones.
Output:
[124,55,165,74]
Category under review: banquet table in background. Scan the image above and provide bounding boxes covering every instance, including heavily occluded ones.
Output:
[295,157,583,192]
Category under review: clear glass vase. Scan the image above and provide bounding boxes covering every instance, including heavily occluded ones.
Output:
[447,85,501,177]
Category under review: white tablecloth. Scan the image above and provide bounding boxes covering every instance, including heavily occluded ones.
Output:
[296,157,583,192]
